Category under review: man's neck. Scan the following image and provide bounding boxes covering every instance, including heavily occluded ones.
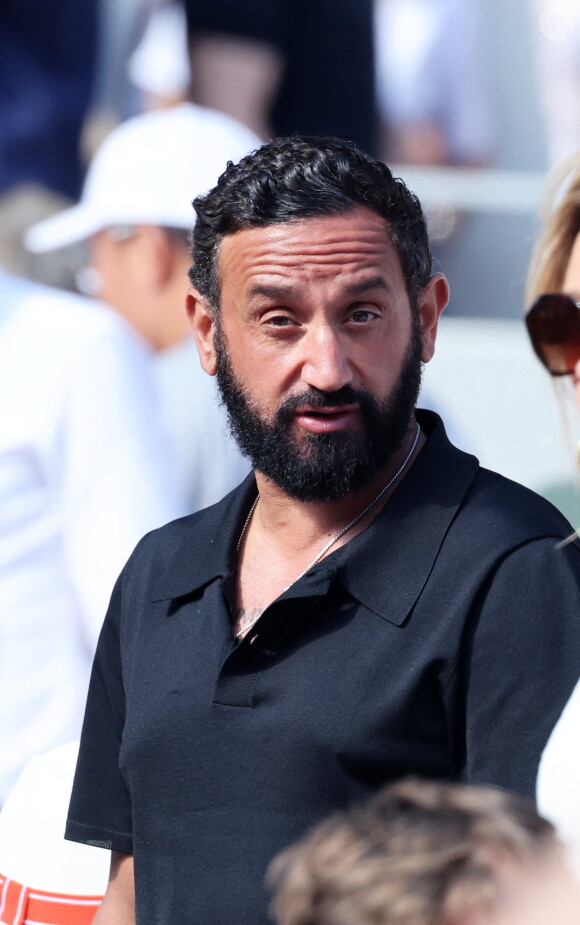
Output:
[250,420,426,559]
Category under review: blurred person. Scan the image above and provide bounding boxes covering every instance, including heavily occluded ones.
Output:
[62,137,580,924]
[524,151,580,877]
[0,267,184,805]
[375,0,492,167]
[183,0,377,152]
[269,777,576,925]
[0,263,185,916]
[26,103,259,511]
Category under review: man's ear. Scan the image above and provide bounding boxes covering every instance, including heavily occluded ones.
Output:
[186,287,218,376]
[417,273,449,363]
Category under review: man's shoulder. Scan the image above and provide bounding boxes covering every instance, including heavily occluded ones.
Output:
[461,464,576,545]
[122,479,249,582]
[137,505,215,555]
[418,409,576,546]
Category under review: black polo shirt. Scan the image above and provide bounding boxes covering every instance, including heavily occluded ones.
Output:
[66,411,580,924]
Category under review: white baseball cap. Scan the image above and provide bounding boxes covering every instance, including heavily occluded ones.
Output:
[25,103,261,252]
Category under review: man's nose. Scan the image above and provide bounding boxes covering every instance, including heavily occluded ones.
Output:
[300,323,353,392]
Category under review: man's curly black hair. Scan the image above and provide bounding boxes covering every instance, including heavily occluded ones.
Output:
[188,135,432,312]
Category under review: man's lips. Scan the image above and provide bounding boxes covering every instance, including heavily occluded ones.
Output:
[293,404,360,433]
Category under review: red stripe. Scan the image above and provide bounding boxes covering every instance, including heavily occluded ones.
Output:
[0,875,102,925]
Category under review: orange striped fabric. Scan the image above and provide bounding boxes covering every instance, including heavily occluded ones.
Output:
[0,874,102,924]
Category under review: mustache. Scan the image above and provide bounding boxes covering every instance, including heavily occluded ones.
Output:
[276,385,376,421]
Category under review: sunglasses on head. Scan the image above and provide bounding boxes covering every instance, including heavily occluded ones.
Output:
[525,293,580,376]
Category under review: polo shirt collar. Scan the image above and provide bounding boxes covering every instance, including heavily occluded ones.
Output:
[151,411,479,618]
[329,410,479,624]
[150,475,258,601]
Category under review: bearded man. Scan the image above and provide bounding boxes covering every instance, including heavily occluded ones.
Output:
[66,137,580,925]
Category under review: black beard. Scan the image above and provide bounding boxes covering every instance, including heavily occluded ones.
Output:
[214,317,423,502]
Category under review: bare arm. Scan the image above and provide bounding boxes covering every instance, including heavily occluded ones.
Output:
[93,852,135,924]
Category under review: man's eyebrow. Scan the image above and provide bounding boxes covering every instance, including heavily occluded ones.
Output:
[344,276,391,297]
[248,277,392,301]
[248,283,295,301]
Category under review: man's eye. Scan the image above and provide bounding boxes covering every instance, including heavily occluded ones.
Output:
[350,309,376,323]
[266,315,295,326]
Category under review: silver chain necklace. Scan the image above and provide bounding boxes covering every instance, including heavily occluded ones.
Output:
[234,421,421,639]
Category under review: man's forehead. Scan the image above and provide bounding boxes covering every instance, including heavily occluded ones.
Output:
[216,207,404,288]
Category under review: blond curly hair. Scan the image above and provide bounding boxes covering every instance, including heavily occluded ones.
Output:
[268,778,556,925]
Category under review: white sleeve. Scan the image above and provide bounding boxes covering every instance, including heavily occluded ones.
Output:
[537,679,580,876]
[57,324,187,649]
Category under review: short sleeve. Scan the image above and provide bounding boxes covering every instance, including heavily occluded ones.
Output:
[65,570,133,854]
[454,537,580,798]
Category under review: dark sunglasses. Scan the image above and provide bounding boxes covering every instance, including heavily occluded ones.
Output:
[525,293,580,376]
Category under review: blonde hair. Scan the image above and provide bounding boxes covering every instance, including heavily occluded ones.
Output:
[526,151,580,308]
[269,778,556,925]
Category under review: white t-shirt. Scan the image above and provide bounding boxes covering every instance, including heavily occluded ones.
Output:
[0,271,186,801]
[537,678,580,877]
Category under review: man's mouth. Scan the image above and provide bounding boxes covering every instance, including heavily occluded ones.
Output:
[293,404,360,433]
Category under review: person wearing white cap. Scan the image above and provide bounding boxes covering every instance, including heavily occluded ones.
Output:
[0,267,186,806]
[26,102,260,511]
